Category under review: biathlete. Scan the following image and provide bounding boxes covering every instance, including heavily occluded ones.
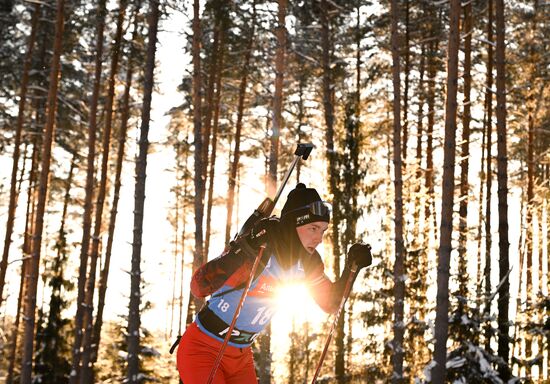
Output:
[176,183,371,384]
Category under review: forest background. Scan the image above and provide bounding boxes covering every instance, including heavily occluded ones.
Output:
[0,0,548,383]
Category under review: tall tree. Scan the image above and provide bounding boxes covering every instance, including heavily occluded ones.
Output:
[169,162,181,339]
[267,0,286,197]
[0,2,40,306]
[456,0,472,320]
[407,39,430,379]
[80,1,128,380]
[494,0,510,379]
[191,0,205,320]
[425,37,438,243]
[483,0,494,353]
[225,0,256,244]
[474,104,487,325]
[89,3,141,380]
[126,0,159,381]
[179,135,192,329]
[6,111,41,384]
[401,0,410,165]
[431,0,461,382]
[320,0,340,286]
[258,3,287,380]
[19,0,66,381]
[200,4,223,239]
[205,22,225,253]
[521,5,541,373]
[319,2,348,379]
[33,157,76,383]
[389,0,405,381]
[69,0,107,381]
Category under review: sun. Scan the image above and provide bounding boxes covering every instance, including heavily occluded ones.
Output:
[273,281,326,325]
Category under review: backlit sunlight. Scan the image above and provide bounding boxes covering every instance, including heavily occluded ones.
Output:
[274,281,323,325]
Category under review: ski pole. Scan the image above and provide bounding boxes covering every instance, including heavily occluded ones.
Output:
[311,264,359,384]
[207,143,313,383]
[206,245,266,384]
[236,143,314,238]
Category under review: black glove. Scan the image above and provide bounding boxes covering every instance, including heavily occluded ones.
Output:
[247,216,279,249]
[347,242,372,269]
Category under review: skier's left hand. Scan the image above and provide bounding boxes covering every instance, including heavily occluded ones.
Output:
[347,242,372,270]
[247,216,279,249]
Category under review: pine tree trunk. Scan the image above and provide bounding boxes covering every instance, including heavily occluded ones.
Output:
[127,0,159,381]
[457,0,472,314]
[355,1,361,116]
[180,136,191,331]
[320,0,340,271]
[170,169,180,339]
[6,137,39,384]
[474,103,487,329]
[69,0,106,380]
[225,1,256,244]
[258,6,285,380]
[14,144,30,210]
[344,1,362,246]
[15,18,47,384]
[200,14,222,222]
[544,198,549,373]
[170,142,183,339]
[338,6,364,374]
[407,42,428,379]
[524,46,536,375]
[319,2,344,378]
[389,0,405,381]
[6,142,39,384]
[205,22,226,254]
[19,0,65,381]
[80,1,128,380]
[88,3,138,379]
[268,0,286,197]
[191,0,206,317]
[483,0,494,352]
[425,38,437,241]
[431,0,460,381]
[6,259,27,384]
[413,44,425,239]
[0,2,40,306]
[511,169,526,369]
[180,212,188,330]
[37,154,76,382]
[494,0,510,378]
[320,3,346,379]
[402,0,410,165]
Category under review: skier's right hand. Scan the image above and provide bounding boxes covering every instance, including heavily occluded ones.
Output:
[247,216,279,249]
[347,242,372,270]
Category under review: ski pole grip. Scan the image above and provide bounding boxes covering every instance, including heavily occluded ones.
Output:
[295,143,314,160]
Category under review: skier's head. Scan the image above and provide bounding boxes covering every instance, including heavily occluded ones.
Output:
[279,183,330,255]
[280,183,330,227]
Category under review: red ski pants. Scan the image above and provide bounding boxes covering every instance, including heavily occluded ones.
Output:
[177,322,258,384]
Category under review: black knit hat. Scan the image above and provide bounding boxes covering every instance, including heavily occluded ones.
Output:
[280,183,330,227]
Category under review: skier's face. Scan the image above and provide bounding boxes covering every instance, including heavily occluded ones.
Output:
[296,221,329,254]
